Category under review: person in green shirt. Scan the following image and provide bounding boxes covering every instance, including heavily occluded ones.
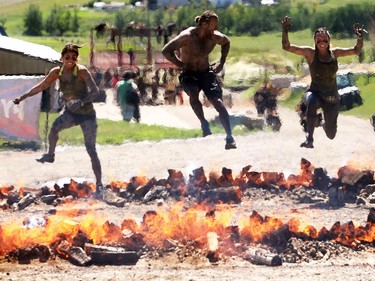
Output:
[116,70,141,122]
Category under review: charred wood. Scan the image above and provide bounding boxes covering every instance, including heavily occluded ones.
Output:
[40,194,58,205]
[72,231,93,248]
[143,185,169,203]
[243,250,282,266]
[312,167,330,191]
[263,224,292,247]
[84,243,139,265]
[13,192,35,211]
[6,190,21,205]
[68,247,91,266]
[189,167,207,187]
[167,169,186,189]
[56,240,91,266]
[367,207,375,223]
[199,186,242,204]
[134,178,156,198]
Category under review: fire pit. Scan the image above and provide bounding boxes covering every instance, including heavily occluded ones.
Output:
[0,158,374,269]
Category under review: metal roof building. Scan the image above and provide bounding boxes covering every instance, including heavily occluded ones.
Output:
[0,35,62,75]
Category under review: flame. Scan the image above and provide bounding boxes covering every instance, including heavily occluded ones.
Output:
[0,201,375,256]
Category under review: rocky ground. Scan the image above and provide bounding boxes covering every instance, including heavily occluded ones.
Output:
[0,86,375,280]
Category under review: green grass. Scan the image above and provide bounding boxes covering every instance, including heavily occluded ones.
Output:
[341,74,375,119]
[19,111,250,149]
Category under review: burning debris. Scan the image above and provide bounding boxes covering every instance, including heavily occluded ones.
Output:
[0,158,374,267]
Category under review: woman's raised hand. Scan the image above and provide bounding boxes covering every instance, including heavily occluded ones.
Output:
[281,16,292,32]
[353,23,367,39]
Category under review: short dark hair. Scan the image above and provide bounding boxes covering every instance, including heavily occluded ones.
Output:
[61,43,81,56]
[123,70,134,80]
[195,10,218,26]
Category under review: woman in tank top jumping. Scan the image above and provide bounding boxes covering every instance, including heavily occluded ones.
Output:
[13,43,105,198]
[280,16,365,148]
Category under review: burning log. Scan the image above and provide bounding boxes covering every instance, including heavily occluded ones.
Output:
[263,224,292,247]
[199,186,242,204]
[84,243,139,265]
[134,177,156,198]
[243,250,282,266]
[12,247,35,264]
[299,158,314,186]
[338,166,374,186]
[143,185,169,203]
[367,207,375,223]
[189,167,208,188]
[13,192,35,211]
[206,232,219,263]
[167,169,186,189]
[57,240,91,266]
[328,186,345,207]
[40,194,58,205]
[54,180,93,198]
[312,167,330,191]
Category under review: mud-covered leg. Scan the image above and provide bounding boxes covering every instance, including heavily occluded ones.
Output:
[300,92,322,148]
[37,112,76,163]
[80,118,102,188]
[322,102,339,139]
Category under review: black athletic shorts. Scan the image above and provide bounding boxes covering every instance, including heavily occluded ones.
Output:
[179,69,222,100]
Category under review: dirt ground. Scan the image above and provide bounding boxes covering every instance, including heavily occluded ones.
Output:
[1,84,375,280]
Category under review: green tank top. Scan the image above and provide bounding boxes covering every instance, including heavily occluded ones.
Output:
[59,65,95,115]
[309,50,338,99]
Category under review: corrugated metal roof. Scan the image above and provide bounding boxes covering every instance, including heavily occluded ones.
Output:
[0,35,60,62]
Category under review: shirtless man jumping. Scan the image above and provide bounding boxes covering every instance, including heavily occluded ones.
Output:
[162,10,236,150]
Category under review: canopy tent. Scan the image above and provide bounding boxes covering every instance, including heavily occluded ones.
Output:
[0,35,61,75]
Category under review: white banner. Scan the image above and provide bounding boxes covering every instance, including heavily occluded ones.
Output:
[0,76,43,142]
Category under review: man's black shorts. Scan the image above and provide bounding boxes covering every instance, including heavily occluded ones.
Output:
[179,69,222,100]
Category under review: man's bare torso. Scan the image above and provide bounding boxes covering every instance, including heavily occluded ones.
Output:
[179,27,221,72]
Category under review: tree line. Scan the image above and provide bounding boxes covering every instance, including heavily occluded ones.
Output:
[24,4,79,36]
[23,1,375,39]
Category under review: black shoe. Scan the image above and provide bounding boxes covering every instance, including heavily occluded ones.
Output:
[94,184,104,200]
[225,136,237,150]
[300,138,314,148]
[36,153,55,163]
[201,121,212,137]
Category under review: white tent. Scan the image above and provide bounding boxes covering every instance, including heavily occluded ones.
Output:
[0,35,61,75]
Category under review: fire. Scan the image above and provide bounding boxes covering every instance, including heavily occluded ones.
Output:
[1,201,374,257]
[0,159,374,264]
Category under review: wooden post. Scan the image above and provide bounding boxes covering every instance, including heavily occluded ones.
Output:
[90,28,94,68]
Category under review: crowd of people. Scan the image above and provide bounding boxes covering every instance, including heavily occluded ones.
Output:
[13,10,368,201]
[89,65,184,107]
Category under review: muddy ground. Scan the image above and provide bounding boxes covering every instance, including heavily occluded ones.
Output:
[0,88,375,281]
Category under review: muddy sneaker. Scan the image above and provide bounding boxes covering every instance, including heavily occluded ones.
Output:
[300,138,314,148]
[94,184,104,200]
[201,120,212,137]
[103,188,125,207]
[225,136,237,150]
[36,153,55,163]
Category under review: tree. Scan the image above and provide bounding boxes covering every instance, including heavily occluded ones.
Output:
[23,4,43,36]
[71,9,80,33]
[45,4,71,36]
